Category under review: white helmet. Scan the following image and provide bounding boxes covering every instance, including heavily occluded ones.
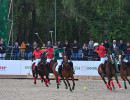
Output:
[94,43,99,47]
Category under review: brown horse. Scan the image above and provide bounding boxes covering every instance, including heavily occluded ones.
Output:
[119,55,130,89]
[52,54,75,91]
[98,55,122,91]
[32,56,50,87]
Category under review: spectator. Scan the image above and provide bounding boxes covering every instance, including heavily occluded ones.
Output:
[47,41,51,45]
[118,40,127,53]
[126,43,130,62]
[41,43,47,52]
[88,38,94,57]
[82,44,89,60]
[58,41,61,45]
[0,38,6,46]
[53,42,58,49]
[21,41,26,59]
[63,40,72,60]
[0,41,6,60]
[103,40,109,53]
[25,42,32,60]
[83,43,87,49]
[72,40,80,60]
[33,41,37,51]
[101,43,104,46]
[13,42,20,60]
[110,40,118,53]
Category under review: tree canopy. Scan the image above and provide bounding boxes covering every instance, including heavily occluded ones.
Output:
[8,0,130,45]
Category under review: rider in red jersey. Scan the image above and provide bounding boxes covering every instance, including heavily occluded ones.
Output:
[94,43,107,76]
[45,44,55,69]
[32,45,44,72]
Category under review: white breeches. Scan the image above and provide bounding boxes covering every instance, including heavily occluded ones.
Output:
[47,59,52,63]
[101,57,107,64]
[35,59,41,66]
[55,59,63,72]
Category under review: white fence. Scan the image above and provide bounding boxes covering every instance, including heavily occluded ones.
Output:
[0,60,101,76]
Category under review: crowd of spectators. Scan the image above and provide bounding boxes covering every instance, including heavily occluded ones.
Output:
[0,38,130,61]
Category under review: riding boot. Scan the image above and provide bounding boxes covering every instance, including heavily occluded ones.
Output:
[35,66,38,78]
[47,63,50,72]
[101,64,105,76]
[116,64,120,73]
[69,62,75,74]
[58,66,63,78]
[118,64,121,72]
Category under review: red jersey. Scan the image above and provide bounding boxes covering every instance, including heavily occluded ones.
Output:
[95,46,106,58]
[45,48,55,59]
[33,50,44,59]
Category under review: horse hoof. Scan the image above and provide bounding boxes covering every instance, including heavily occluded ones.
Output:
[112,89,116,92]
[41,80,43,83]
[66,87,68,89]
[34,82,36,84]
[120,88,123,90]
[46,85,49,87]
[125,87,127,89]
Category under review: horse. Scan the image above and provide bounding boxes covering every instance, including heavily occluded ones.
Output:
[32,56,50,87]
[118,55,130,89]
[52,54,75,91]
[98,54,122,91]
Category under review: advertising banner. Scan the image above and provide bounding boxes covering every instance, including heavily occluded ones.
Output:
[20,60,33,75]
[73,61,100,76]
[0,60,101,76]
[0,60,20,75]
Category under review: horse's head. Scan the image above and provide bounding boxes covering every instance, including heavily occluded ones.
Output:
[62,54,68,63]
[41,55,46,63]
[118,54,125,64]
[107,54,115,64]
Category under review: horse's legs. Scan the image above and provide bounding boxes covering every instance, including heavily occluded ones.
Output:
[43,76,48,87]
[55,75,59,89]
[65,77,72,91]
[121,76,127,89]
[101,76,109,89]
[33,71,36,84]
[124,76,130,85]
[107,77,112,91]
[46,75,50,84]
[71,75,75,90]
[39,74,43,83]
[110,79,116,90]
[114,74,122,89]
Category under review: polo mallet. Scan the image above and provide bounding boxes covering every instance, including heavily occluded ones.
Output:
[35,33,44,45]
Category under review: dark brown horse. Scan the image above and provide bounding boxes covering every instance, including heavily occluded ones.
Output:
[52,54,75,91]
[119,55,130,89]
[98,55,122,91]
[32,56,50,87]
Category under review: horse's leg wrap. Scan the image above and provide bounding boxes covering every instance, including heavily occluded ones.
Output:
[33,77,36,84]
[109,85,112,91]
[117,82,122,88]
[58,77,61,85]
[124,81,127,89]
[69,86,72,91]
[63,80,67,87]
[44,81,48,87]
[110,80,114,87]
[40,75,43,83]
[105,83,109,89]
[57,83,59,89]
